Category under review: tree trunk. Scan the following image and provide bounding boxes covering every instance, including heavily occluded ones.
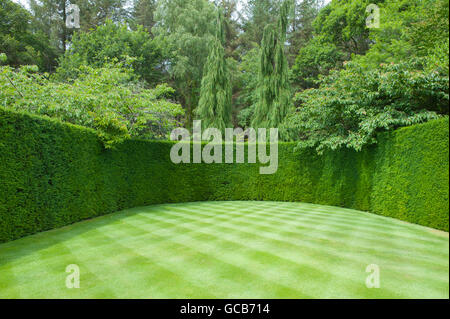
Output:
[61,0,67,52]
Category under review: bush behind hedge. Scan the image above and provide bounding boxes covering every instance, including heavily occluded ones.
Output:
[0,108,448,242]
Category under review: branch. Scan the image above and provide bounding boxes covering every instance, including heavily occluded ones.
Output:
[5,74,24,98]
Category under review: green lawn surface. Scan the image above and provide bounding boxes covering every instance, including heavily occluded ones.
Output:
[0,201,448,299]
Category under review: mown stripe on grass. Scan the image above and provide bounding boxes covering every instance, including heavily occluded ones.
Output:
[0,201,448,298]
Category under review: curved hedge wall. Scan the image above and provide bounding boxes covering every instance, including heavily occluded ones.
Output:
[0,108,448,242]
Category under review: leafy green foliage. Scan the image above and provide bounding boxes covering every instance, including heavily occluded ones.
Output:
[153,0,217,127]
[130,0,157,32]
[405,0,449,75]
[195,9,232,133]
[235,47,260,128]
[29,0,128,54]
[239,0,323,64]
[252,1,292,128]
[214,0,241,60]
[282,59,448,152]
[291,35,344,89]
[353,0,448,69]
[286,0,322,65]
[0,62,183,147]
[29,0,71,54]
[54,20,163,84]
[291,0,379,89]
[240,0,280,50]
[288,0,449,150]
[0,0,57,71]
[313,0,374,56]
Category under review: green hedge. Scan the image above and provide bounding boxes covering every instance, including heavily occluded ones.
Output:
[370,120,449,230]
[0,108,448,242]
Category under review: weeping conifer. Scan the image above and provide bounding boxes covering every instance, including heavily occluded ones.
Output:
[195,9,232,133]
[252,0,291,129]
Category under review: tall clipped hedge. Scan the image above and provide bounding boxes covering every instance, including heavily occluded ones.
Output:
[0,109,182,242]
[0,108,448,242]
[370,119,449,229]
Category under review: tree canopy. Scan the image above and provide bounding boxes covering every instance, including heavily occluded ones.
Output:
[0,0,448,151]
[54,20,164,84]
[283,0,449,152]
[252,1,291,128]
[0,0,57,71]
[153,0,217,128]
[195,9,232,133]
[1,59,183,147]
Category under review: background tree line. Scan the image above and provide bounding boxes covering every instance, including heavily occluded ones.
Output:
[1,0,448,151]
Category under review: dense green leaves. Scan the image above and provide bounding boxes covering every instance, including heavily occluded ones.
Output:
[0,0,57,71]
[291,0,375,89]
[1,108,447,242]
[240,0,280,50]
[235,47,260,128]
[352,0,448,68]
[313,0,374,57]
[54,20,164,84]
[1,0,448,152]
[29,0,128,53]
[252,1,291,128]
[291,35,344,89]
[286,0,322,65]
[153,0,217,127]
[282,59,448,152]
[130,0,157,32]
[0,61,183,147]
[287,0,449,151]
[195,9,232,133]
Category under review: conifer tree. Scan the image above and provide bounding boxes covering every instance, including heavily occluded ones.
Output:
[195,8,232,133]
[252,0,291,129]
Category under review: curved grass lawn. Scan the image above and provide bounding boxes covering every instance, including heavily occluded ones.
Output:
[0,201,448,299]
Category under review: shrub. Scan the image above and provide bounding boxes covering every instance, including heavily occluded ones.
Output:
[0,62,184,148]
[282,59,448,153]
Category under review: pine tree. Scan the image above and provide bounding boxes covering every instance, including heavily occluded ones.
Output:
[241,0,280,50]
[195,9,232,133]
[154,0,217,129]
[252,0,291,129]
[287,0,323,65]
[131,0,157,33]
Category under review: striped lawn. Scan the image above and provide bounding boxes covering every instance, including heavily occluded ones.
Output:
[0,201,448,299]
